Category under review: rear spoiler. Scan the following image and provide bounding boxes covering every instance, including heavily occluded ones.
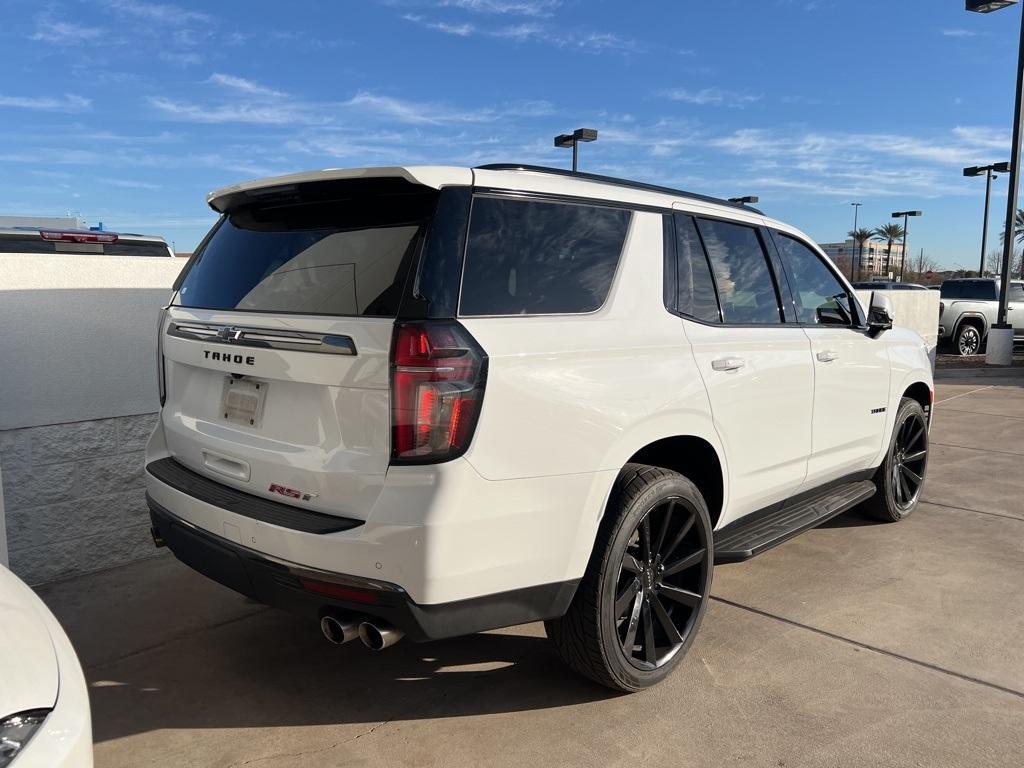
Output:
[207,166,472,213]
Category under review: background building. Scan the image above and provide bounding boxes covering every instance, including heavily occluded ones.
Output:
[0,214,85,230]
[819,238,906,277]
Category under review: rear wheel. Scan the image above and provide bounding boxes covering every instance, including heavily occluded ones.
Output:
[546,464,713,692]
[863,397,929,522]
[955,322,982,356]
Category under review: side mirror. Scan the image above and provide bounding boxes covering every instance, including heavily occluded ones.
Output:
[867,291,894,338]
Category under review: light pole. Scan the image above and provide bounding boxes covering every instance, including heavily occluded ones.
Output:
[554,128,598,172]
[850,202,862,280]
[891,210,922,281]
[964,162,1010,275]
[967,0,1022,364]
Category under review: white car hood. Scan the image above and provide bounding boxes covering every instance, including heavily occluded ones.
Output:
[0,566,59,715]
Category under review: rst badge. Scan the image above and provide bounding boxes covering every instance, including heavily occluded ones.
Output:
[268,483,319,502]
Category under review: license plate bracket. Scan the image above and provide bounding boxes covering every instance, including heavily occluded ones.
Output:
[220,377,267,428]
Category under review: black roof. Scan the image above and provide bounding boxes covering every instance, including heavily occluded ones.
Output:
[475,164,764,214]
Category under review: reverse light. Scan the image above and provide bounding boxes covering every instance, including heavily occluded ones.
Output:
[390,321,487,464]
[39,229,117,243]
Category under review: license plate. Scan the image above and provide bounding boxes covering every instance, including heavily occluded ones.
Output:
[220,377,267,428]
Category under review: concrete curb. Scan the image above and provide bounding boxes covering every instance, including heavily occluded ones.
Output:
[935,367,1024,380]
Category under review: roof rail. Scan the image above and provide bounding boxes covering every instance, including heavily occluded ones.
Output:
[474,163,764,214]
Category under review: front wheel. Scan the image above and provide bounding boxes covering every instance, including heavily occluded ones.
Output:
[546,464,713,692]
[863,397,929,522]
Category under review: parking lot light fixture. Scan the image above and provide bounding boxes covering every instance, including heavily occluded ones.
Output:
[966,0,1021,364]
[964,163,1010,276]
[554,128,598,172]
[891,211,922,281]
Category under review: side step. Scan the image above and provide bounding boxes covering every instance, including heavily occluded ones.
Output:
[713,480,876,564]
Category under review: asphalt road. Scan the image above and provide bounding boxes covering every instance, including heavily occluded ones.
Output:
[38,373,1024,768]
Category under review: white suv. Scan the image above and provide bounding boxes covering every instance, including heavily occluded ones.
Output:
[146,165,933,691]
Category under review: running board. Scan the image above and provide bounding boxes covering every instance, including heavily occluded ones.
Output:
[713,480,876,564]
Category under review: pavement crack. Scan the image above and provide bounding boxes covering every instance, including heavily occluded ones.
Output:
[919,498,1024,523]
[931,440,1024,456]
[223,720,392,768]
[710,595,1024,701]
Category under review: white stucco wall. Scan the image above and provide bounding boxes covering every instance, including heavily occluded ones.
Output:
[856,289,941,367]
[0,255,187,430]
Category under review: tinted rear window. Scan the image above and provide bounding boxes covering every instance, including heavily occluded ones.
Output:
[176,180,437,316]
[940,282,961,298]
[459,197,631,316]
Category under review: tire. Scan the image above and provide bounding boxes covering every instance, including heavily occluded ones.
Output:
[863,397,929,522]
[545,463,713,692]
[954,322,982,356]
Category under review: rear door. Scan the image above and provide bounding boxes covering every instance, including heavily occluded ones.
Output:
[672,212,814,524]
[769,231,891,487]
[160,177,448,520]
[1009,281,1024,337]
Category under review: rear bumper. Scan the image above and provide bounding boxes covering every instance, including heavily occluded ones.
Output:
[148,497,577,641]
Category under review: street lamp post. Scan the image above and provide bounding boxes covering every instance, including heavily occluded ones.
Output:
[964,162,1010,276]
[850,202,862,280]
[554,128,598,172]
[967,0,1022,365]
[891,210,922,281]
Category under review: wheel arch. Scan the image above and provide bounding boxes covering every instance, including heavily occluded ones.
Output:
[953,312,988,339]
[621,435,726,531]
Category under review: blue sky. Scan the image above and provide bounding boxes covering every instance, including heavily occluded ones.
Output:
[1,0,1022,266]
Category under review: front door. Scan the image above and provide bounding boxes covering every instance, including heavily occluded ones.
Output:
[769,231,891,488]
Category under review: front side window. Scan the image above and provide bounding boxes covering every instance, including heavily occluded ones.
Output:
[773,233,853,325]
[673,214,720,323]
[695,219,781,324]
[460,197,631,316]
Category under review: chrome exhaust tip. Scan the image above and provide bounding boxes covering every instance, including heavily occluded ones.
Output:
[320,615,360,645]
[357,621,404,651]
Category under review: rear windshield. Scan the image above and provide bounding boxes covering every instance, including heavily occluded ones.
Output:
[942,280,996,300]
[176,179,438,317]
[0,236,170,256]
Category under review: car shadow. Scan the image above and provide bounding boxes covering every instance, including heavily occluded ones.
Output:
[86,607,620,743]
[817,508,883,529]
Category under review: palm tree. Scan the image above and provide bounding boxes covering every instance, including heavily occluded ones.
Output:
[871,223,905,276]
[848,227,873,280]
[997,209,1024,278]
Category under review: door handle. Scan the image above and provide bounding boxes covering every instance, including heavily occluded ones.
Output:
[712,356,745,372]
[816,350,839,363]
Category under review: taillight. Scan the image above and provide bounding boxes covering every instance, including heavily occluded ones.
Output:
[390,321,487,464]
[157,307,167,406]
[40,229,118,243]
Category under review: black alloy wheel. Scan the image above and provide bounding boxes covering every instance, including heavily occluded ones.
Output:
[546,464,713,691]
[614,497,710,670]
[863,397,929,522]
[890,409,928,511]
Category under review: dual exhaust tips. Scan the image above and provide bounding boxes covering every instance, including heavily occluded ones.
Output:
[320,615,403,651]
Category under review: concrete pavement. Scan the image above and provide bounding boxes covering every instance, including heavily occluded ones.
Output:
[36,375,1024,767]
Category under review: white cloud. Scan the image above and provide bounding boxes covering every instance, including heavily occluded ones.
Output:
[0,93,91,111]
[147,96,323,125]
[402,13,643,52]
[942,29,977,38]
[31,19,107,44]
[160,51,203,67]
[101,178,162,190]
[663,88,762,108]
[438,0,560,15]
[344,91,530,124]
[103,0,210,25]
[208,73,287,98]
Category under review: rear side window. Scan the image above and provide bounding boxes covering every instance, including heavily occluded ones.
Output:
[176,181,437,316]
[961,281,997,300]
[696,219,782,324]
[773,233,853,325]
[671,214,720,322]
[459,197,630,316]
[940,282,961,298]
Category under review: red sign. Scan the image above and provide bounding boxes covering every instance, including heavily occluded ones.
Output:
[925,270,934,280]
